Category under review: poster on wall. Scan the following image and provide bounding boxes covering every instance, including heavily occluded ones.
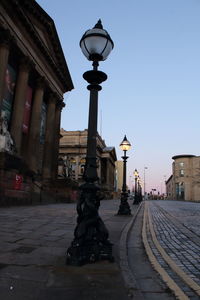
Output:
[2,64,17,124]
[40,102,47,144]
[22,86,33,134]
[14,174,23,190]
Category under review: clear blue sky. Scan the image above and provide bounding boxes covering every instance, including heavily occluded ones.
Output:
[37,0,200,194]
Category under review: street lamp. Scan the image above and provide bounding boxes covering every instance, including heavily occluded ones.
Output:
[137,176,143,202]
[144,166,148,200]
[129,175,132,192]
[133,169,139,204]
[66,20,114,266]
[117,135,131,215]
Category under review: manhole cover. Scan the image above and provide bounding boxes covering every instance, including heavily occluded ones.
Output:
[13,246,36,253]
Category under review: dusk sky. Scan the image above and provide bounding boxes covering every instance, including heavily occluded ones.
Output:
[36,0,200,194]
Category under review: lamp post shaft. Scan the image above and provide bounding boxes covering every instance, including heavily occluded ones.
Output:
[84,88,99,182]
[135,177,137,195]
[117,150,131,215]
[66,64,113,266]
[122,150,127,192]
[133,175,139,204]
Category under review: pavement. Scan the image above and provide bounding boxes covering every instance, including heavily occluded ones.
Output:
[0,199,137,300]
[0,199,199,300]
[124,203,175,300]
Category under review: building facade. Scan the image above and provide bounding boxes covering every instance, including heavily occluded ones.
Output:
[0,0,73,204]
[166,155,200,202]
[115,160,123,193]
[166,174,173,199]
[59,129,117,199]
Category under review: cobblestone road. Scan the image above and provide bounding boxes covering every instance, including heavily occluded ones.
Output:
[147,200,200,299]
[153,200,200,236]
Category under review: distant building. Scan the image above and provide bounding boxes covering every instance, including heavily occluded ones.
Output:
[115,160,123,193]
[0,0,73,205]
[59,129,117,199]
[166,175,173,199]
[166,155,200,202]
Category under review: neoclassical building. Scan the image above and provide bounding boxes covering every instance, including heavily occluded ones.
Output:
[166,155,200,202]
[115,160,123,192]
[59,129,117,199]
[0,0,73,204]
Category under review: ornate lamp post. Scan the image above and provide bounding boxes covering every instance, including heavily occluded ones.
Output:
[66,20,114,266]
[137,176,142,202]
[144,166,148,200]
[133,169,139,204]
[117,135,131,215]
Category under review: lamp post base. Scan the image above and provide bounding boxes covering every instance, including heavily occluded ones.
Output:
[133,194,139,205]
[117,192,131,215]
[66,182,114,266]
[66,239,114,266]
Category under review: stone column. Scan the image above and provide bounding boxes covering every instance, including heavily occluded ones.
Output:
[27,77,45,172]
[42,93,56,180]
[106,159,110,188]
[75,156,79,181]
[51,101,64,180]
[97,157,101,180]
[10,57,32,155]
[0,28,11,111]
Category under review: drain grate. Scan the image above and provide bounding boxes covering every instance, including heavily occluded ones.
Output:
[13,246,36,254]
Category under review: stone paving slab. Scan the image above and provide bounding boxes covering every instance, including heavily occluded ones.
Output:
[2,199,198,299]
[0,199,134,300]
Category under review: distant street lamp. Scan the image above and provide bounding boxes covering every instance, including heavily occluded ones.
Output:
[66,20,114,266]
[152,188,156,199]
[129,175,132,192]
[137,176,143,202]
[117,135,131,215]
[144,166,148,200]
[133,169,139,204]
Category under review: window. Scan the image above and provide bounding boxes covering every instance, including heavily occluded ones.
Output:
[179,169,184,177]
[70,158,76,171]
[179,162,184,167]
[80,158,86,175]
[176,182,185,199]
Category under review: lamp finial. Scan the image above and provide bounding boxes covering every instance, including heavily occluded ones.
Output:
[94,19,103,29]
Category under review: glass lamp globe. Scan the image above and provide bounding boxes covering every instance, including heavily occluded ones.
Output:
[120,135,131,151]
[80,19,114,61]
[134,169,138,177]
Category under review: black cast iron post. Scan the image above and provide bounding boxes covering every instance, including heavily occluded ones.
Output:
[138,179,143,202]
[133,169,139,204]
[135,175,137,198]
[66,20,114,266]
[117,136,131,215]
